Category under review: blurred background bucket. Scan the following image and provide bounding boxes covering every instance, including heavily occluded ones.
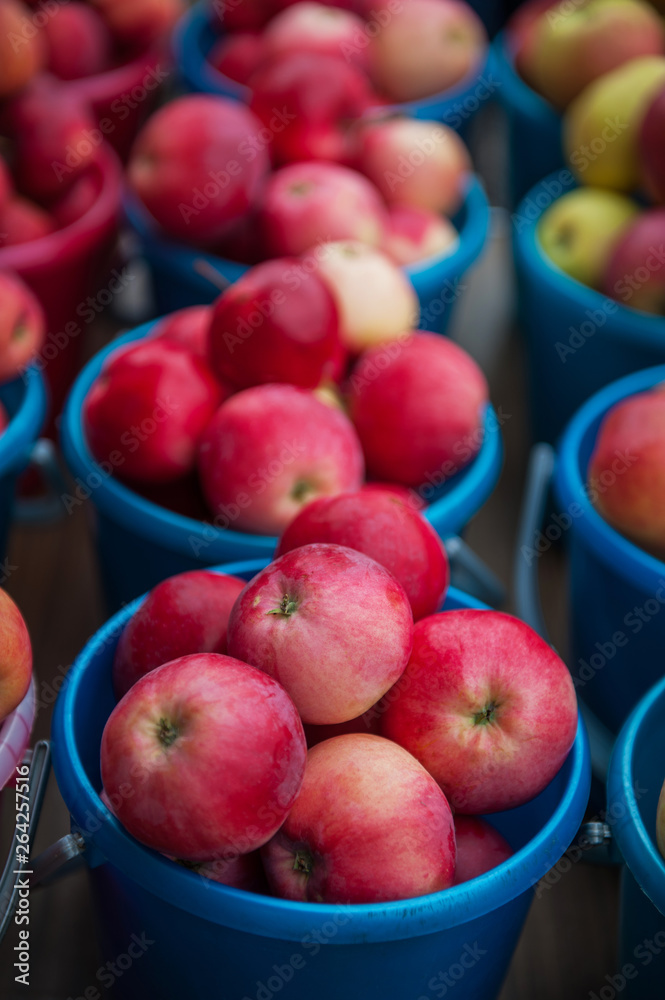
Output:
[0,368,48,559]
[49,564,590,1000]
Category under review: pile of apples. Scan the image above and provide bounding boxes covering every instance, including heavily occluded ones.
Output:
[0,587,32,726]
[100,527,578,902]
[128,90,473,268]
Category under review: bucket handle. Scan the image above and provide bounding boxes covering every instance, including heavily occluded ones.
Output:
[445,535,505,607]
[14,439,69,524]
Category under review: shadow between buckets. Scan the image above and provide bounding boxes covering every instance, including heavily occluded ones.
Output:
[50,564,591,1000]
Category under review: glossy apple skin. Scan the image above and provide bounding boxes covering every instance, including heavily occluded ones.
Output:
[45,2,112,80]
[640,86,665,203]
[357,117,471,216]
[0,588,32,724]
[112,570,247,698]
[382,610,578,814]
[602,210,665,315]
[153,306,212,360]
[198,384,364,535]
[260,161,387,257]
[84,340,222,485]
[208,32,266,85]
[0,196,55,248]
[0,272,46,382]
[453,816,513,885]
[657,777,665,861]
[588,387,665,553]
[227,543,413,724]
[178,851,269,893]
[128,96,270,246]
[360,481,427,511]
[249,52,373,166]
[92,0,185,48]
[262,3,368,69]
[262,733,456,903]
[209,258,344,390]
[276,491,449,620]
[101,652,307,861]
[348,332,489,489]
[0,0,45,98]
[384,206,458,267]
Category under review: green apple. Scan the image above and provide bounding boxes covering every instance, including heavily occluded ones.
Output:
[657,776,665,861]
[564,56,665,190]
[537,187,640,288]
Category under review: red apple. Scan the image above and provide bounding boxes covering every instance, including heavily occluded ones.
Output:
[227,543,413,723]
[0,158,12,217]
[51,172,99,228]
[384,206,459,266]
[208,258,344,390]
[0,271,46,382]
[208,32,266,85]
[348,331,489,489]
[210,0,272,32]
[178,851,269,893]
[261,733,455,903]
[640,85,665,203]
[84,340,222,485]
[382,610,578,813]
[368,0,486,102]
[198,383,364,535]
[128,95,270,246]
[262,2,368,68]
[0,588,32,724]
[152,306,212,359]
[44,2,112,80]
[357,117,471,216]
[100,652,307,861]
[91,0,185,48]
[0,0,45,98]
[276,491,449,620]
[0,196,54,247]
[602,210,665,314]
[453,816,513,885]
[113,570,247,698]
[249,52,374,165]
[360,481,427,511]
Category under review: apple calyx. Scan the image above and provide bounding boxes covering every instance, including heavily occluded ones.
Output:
[472,701,499,727]
[157,717,179,747]
[292,848,313,876]
[291,478,314,503]
[267,594,299,617]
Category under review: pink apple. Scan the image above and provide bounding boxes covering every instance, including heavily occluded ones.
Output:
[382,610,578,813]
[179,851,269,893]
[44,2,112,80]
[208,258,344,390]
[228,543,413,723]
[453,816,513,885]
[360,481,427,511]
[208,32,266,85]
[603,210,665,314]
[640,85,665,203]
[276,491,449,620]
[152,306,212,359]
[384,206,459,266]
[211,0,272,32]
[84,340,222,485]
[112,570,247,698]
[0,588,32,724]
[128,96,270,246]
[100,652,307,861]
[0,0,45,98]
[0,272,46,382]
[198,385,364,535]
[357,117,471,216]
[262,2,368,68]
[348,331,489,489]
[261,733,455,903]
[314,241,418,351]
[368,0,486,102]
[92,0,185,48]
[0,196,54,247]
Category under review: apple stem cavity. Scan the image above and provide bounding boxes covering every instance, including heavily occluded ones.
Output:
[157,717,179,747]
[473,701,499,726]
[292,849,313,876]
[267,594,299,617]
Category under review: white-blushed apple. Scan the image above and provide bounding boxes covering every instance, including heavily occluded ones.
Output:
[0,588,32,724]
[384,206,459,266]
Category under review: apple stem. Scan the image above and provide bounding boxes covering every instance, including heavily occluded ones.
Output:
[292,849,312,876]
[473,702,498,726]
[267,594,299,617]
[157,717,179,747]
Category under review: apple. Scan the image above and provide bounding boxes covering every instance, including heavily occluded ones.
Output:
[348,331,489,489]
[275,490,449,620]
[384,206,459,267]
[356,117,471,216]
[208,258,344,390]
[0,196,54,247]
[0,158,12,217]
[314,241,418,352]
[178,851,269,893]
[112,570,247,698]
[198,384,364,534]
[262,2,368,68]
[209,210,261,266]
[564,56,665,190]
[152,306,212,359]
[51,173,99,228]
[523,0,665,111]
[0,272,46,382]
[360,481,427,511]
[453,816,513,885]
[0,0,45,98]
[0,588,32,724]
[588,386,665,553]
[368,0,486,102]
[228,543,413,723]
[261,733,455,903]
[510,0,558,85]
[91,0,185,48]
[249,53,374,165]
[382,610,578,813]
[657,776,665,861]
[84,340,222,485]
[208,32,266,85]
[100,652,307,861]
[602,210,665,313]
[537,187,640,290]
[210,0,272,32]
[127,95,270,246]
[640,85,665,203]
[44,2,112,80]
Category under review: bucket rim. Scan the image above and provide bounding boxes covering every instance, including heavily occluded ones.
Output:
[491,30,559,124]
[0,367,47,475]
[554,364,665,593]
[63,43,166,106]
[51,567,591,943]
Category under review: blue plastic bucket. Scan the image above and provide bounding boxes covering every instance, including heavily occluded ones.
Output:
[491,31,563,206]
[606,675,665,998]
[51,562,591,1000]
[513,172,665,445]
[0,369,47,559]
[123,177,490,330]
[173,1,498,127]
[554,365,665,736]
[60,321,503,610]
